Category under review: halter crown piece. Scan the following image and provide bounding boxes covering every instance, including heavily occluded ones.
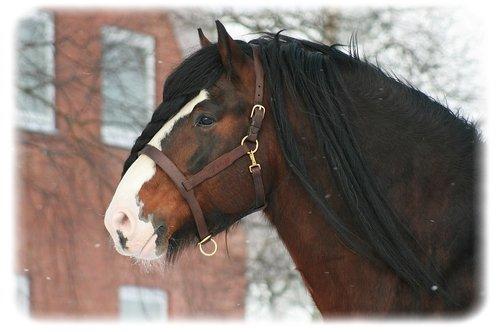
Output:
[139,45,266,256]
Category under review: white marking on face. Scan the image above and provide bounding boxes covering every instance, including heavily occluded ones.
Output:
[104,90,209,260]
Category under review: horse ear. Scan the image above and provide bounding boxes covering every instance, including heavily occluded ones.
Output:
[197,28,211,48]
[215,20,250,79]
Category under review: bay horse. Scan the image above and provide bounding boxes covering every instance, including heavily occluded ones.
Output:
[104,21,479,315]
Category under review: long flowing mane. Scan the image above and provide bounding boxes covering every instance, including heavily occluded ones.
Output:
[123,33,479,300]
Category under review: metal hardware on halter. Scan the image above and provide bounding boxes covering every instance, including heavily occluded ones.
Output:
[240,135,259,153]
[198,234,212,245]
[198,235,217,256]
[247,152,261,173]
[251,104,265,118]
[240,135,261,173]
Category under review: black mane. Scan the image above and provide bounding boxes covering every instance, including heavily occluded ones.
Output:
[123,33,478,298]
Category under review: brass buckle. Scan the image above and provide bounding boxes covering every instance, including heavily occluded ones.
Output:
[250,104,265,118]
[198,236,217,256]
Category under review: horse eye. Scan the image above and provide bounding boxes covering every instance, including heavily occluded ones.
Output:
[196,115,215,127]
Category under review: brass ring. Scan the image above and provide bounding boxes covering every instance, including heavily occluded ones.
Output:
[198,238,217,256]
[240,135,259,154]
[250,104,266,118]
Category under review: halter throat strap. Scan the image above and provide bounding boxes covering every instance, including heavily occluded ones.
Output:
[139,45,266,256]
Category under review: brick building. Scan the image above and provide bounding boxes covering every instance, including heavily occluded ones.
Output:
[15,10,247,319]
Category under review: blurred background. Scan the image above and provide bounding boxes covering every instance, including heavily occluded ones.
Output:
[15,6,483,321]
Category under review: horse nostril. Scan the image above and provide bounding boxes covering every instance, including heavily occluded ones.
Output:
[117,230,128,250]
[156,224,167,239]
[112,211,134,236]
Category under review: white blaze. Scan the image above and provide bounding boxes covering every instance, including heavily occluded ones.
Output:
[104,90,209,259]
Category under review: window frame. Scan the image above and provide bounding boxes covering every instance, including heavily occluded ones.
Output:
[16,274,30,315]
[100,26,156,149]
[118,285,167,320]
[16,10,56,134]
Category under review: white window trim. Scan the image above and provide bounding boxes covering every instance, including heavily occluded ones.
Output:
[118,285,167,320]
[101,26,156,149]
[16,10,56,134]
[16,274,30,315]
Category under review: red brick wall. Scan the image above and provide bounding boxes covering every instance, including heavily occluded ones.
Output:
[16,10,247,319]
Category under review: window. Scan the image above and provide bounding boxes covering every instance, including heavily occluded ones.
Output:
[16,11,56,133]
[118,285,167,320]
[16,274,30,315]
[101,26,156,148]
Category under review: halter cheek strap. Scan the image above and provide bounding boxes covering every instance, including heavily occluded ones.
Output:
[139,45,266,256]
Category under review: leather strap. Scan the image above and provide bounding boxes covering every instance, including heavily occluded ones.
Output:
[247,46,265,143]
[183,145,249,191]
[251,166,266,208]
[252,45,264,105]
[247,107,265,143]
[139,145,210,240]
[248,46,266,209]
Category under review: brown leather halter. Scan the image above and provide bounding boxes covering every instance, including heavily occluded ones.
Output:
[139,45,266,256]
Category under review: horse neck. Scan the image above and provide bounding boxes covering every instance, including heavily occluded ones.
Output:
[264,166,403,314]
[260,60,475,313]
[263,104,419,313]
[259,66,427,313]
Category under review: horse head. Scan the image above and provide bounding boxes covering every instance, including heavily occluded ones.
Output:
[104,21,278,260]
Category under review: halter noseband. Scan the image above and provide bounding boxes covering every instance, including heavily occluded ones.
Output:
[139,45,266,257]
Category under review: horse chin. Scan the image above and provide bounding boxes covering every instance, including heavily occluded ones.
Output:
[135,234,165,261]
[164,224,199,262]
[133,251,165,261]
[113,232,167,261]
